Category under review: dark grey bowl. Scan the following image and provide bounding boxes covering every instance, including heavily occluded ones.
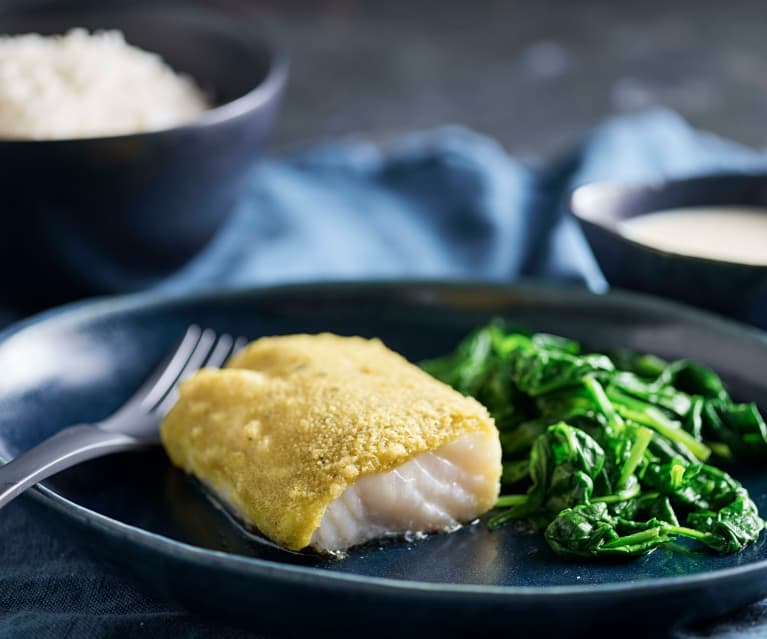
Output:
[570,174,767,328]
[0,3,287,312]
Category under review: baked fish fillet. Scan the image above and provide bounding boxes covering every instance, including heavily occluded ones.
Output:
[160,333,501,553]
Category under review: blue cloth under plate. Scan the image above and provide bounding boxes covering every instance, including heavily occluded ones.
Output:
[4,109,767,638]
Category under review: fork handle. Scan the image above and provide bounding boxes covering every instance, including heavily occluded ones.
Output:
[0,424,144,510]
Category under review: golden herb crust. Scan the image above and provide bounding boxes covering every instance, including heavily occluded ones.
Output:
[160,333,498,550]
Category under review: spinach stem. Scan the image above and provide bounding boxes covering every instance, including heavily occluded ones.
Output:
[583,375,624,430]
[612,401,711,461]
[708,441,733,460]
[496,494,527,508]
[602,527,663,549]
[619,426,653,488]
[667,526,715,543]
[488,508,521,530]
[591,481,641,504]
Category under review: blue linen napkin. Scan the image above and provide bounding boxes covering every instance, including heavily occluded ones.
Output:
[4,109,767,638]
[153,123,605,294]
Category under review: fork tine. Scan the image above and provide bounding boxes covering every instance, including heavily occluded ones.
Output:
[233,336,248,354]
[205,334,234,369]
[134,325,202,409]
[151,333,244,416]
[151,328,218,415]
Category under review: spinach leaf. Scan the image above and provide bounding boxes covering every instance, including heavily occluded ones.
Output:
[655,359,729,401]
[508,344,614,397]
[609,349,668,380]
[642,461,741,510]
[421,322,766,561]
[490,422,605,528]
[701,400,767,457]
[609,372,692,418]
[687,489,764,553]
[544,502,675,558]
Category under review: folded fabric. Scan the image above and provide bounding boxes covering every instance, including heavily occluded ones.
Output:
[154,108,767,302]
[3,109,767,639]
[154,120,605,294]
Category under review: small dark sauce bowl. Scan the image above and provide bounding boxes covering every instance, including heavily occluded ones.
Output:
[0,3,287,311]
[570,174,767,328]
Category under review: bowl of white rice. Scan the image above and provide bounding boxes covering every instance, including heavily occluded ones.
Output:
[0,28,212,141]
[0,3,287,310]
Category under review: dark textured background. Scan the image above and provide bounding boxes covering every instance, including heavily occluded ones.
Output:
[214,0,767,157]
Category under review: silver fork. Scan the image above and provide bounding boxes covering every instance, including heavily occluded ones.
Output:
[0,325,246,510]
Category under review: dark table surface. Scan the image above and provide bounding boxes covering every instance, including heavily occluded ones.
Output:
[213,0,767,158]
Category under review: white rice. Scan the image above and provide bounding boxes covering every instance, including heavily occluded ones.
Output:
[0,28,210,140]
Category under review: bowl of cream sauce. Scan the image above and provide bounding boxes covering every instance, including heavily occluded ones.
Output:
[570,174,767,327]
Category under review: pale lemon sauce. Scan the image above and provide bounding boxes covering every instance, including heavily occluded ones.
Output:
[620,207,767,265]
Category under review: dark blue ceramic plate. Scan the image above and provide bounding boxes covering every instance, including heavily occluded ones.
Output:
[2,281,767,637]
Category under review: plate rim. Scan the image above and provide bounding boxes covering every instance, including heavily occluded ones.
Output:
[5,278,767,600]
